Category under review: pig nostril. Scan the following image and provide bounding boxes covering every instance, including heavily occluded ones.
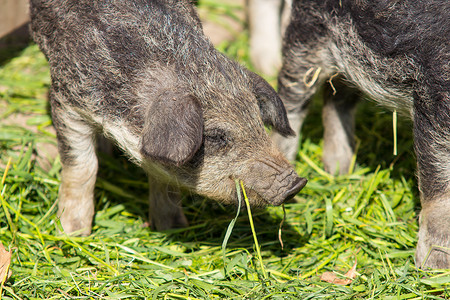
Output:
[283,177,307,202]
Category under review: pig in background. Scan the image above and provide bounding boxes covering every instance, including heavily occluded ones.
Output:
[29,0,306,235]
[272,0,450,269]
[247,0,291,75]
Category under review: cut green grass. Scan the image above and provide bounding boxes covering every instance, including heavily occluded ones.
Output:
[1,1,449,299]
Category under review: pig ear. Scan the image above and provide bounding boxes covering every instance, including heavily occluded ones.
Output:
[140,93,203,166]
[247,71,295,137]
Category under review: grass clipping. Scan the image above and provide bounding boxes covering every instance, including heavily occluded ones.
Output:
[222,180,268,279]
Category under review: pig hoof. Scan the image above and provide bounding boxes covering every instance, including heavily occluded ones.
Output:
[59,215,92,236]
[58,200,94,236]
[416,230,450,269]
[150,210,189,231]
[416,207,450,269]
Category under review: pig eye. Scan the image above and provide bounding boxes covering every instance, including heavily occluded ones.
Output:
[204,128,231,148]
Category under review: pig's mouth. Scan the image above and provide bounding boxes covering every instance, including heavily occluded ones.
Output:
[228,176,264,208]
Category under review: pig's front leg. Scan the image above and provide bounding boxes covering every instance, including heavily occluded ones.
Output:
[52,95,98,236]
[148,178,188,231]
[272,44,322,161]
[413,101,450,269]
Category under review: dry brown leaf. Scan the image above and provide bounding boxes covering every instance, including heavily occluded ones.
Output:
[320,259,357,285]
[0,242,12,286]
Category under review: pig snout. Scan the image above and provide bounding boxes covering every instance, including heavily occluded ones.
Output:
[245,159,307,206]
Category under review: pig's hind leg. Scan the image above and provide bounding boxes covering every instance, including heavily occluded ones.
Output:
[51,91,98,236]
[148,178,188,231]
[322,78,359,175]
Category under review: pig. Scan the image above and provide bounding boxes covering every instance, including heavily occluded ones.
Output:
[248,0,292,75]
[29,0,307,235]
[271,0,450,269]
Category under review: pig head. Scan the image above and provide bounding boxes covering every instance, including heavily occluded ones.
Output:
[137,66,307,230]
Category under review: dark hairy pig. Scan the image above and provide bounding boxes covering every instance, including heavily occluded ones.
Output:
[272,0,450,269]
[29,0,306,234]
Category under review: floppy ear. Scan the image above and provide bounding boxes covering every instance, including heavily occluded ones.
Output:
[140,91,203,166]
[247,71,295,137]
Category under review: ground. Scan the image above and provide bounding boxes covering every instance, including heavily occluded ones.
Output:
[0,1,449,299]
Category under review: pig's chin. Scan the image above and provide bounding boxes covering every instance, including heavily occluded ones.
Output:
[242,188,288,207]
[190,177,269,208]
[178,173,286,208]
[223,188,268,208]
[240,189,275,207]
[222,177,280,208]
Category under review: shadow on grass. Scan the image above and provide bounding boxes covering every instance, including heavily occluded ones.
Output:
[174,198,309,257]
[94,150,309,256]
